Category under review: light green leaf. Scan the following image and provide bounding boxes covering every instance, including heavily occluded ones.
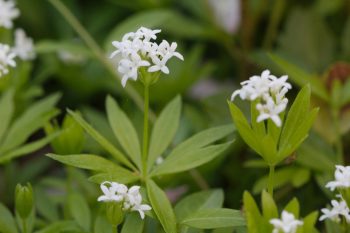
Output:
[291,168,310,187]
[35,221,82,233]
[250,100,266,137]
[171,124,234,155]
[94,213,113,233]
[47,153,120,171]
[301,211,318,233]
[0,203,18,233]
[228,101,261,155]
[68,109,135,170]
[261,191,278,221]
[35,40,93,58]
[146,179,177,233]
[260,134,277,165]
[0,89,14,144]
[243,191,262,233]
[268,54,328,101]
[181,208,245,229]
[148,95,181,170]
[175,189,224,221]
[284,198,299,218]
[121,212,144,233]
[88,170,139,185]
[68,193,91,232]
[106,96,141,168]
[151,142,232,176]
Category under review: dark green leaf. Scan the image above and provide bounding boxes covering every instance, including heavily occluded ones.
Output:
[0,89,14,143]
[88,170,139,185]
[0,203,18,233]
[68,193,91,232]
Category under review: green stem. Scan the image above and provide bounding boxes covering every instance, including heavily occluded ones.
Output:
[263,0,286,49]
[268,165,275,196]
[331,108,344,164]
[22,218,27,233]
[142,84,150,177]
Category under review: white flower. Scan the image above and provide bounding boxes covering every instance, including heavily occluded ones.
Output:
[0,0,19,29]
[270,211,303,233]
[0,43,16,77]
[230,69,291,127]
[98,181,152,220]
[12,28,35,61]
[110,26,183,87]
[319,196,350,223]
[326,165,350,191]
[208,0,241,34]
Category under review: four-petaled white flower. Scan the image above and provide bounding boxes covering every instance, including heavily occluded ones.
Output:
[270,211,303,233]
[97,181,152,220]
[0,43,16,77]
[231,69,291,127]
[0,0,19,29]
[12,28,36,61]
[110,26,184,87]
[319,197,350,223]
[326,165,350,191]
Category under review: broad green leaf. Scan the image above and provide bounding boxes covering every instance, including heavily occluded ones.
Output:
[228,101,261,155]
[284,198,299,218]
[0,89,14,143]
[261,191,278,221]
[47,153,120,171]
[146,179,177,233]
[181,208,245,229]
[0,203,18,233]
[35,221,82,233]
[0,132,60,164]
[148,95,181,170]
[88,171,139,185]
[68,192,91,232]
[121,212,144,233]
[171,124,234,155]
[94,213,113,233]
[151,142,232,176]
[268,54,328,101]
[106,96,141,168]
[279,85,311,155]
[68,110,135,170]
[175,189,224,221]
[243,191,262,233]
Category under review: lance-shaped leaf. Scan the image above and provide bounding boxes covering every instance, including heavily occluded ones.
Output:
[106,96,141,168]
[150,142,232,176]
[148,95,181,170]
[35,221,82,233]
[243,191,262,233]
[88,171,139,185]
[0,89,14,144]
[68,110,135,170]
[146,179,177,233]
[0,203,18,233]
[68,192,91,232]
[121,212,144,233]
[261,191,278,222]
[180,208,245,229]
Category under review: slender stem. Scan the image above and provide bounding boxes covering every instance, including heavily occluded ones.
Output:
[268,165,275,196]
[22,218,27,233]
[189,170,209,190]
[331,107,344,164]
[142,84,150,177]
[263,0,286,49]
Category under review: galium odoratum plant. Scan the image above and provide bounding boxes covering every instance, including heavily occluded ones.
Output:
[228,70,319,195]
[47,27,244,232]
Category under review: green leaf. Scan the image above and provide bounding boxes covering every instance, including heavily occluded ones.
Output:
[0,132,60,164]
[228,101,261,155]
[1,93,60,152]
[0,89,14,144]
[47,153,120,171]
[68,192,91,232]
[301,211,318,233]
[181,208,245,229]
[0,203,18,233]
[94,213,113,233]
[68,110,135,170]
[260,134,277,164]
[35,40,93,58]
[106,96,141,168]
[261,191,278,221]
[268,54,328,101]
[146,179,177,233]
[121,212,144,233]
[250,100,266,137]
[171,124,234,155]
[151,142,232,176]
[284,198,300,218]
[35,221,82,233]
[88,170,139,185]
[148,95,181,170]
[243,191,262,233]
[175,189,224,221]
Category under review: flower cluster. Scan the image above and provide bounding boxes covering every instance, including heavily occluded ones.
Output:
[12,29,35,61]
[270,211,303,233]
[231,69,291,127]
[326,165,350,191]
[319,196,350,222]
[0,0,19,29]
[97,181,152,219]
[0,43,16,77]
[110,26,184,87]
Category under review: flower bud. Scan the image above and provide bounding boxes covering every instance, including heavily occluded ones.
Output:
[106,202,124,227]
[15,183,34,219]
